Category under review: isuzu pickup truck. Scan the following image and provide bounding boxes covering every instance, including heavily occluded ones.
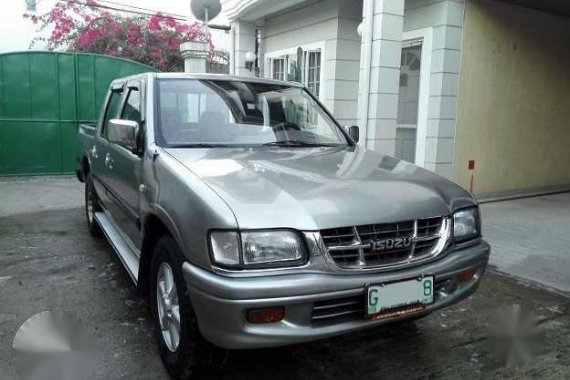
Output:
[77,73,489,379]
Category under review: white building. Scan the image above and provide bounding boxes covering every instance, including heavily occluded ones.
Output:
[223,0,570,198]
[224,0,464,177]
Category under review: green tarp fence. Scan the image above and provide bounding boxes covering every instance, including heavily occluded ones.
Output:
[0,51,156,175]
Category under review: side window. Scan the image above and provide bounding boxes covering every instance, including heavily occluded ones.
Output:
[305,51,321,97]
[272,58,285,80]
[102,90,123,137]
[121,88,141,125]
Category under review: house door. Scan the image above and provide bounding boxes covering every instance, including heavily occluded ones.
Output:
[396,43,423,163]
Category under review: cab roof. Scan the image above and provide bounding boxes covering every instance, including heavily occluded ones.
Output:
[111,72,305,88]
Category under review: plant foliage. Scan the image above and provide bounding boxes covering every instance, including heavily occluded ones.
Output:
[24,0,215,71]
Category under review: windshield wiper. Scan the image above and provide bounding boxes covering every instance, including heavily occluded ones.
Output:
[262,140,339,147]
[169,143,235,148]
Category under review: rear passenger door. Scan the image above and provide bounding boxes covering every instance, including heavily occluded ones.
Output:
[104,80,144,248]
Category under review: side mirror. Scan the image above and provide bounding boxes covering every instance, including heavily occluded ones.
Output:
[345,125,359,143]
[108,119,139,153]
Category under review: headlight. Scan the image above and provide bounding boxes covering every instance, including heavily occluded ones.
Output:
[209,230,307,269]
[453,208,480,242]
[242,231,304,265]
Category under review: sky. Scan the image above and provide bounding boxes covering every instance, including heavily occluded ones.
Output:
[0,0,230,53]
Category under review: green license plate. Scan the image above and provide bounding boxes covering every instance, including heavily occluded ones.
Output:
[367,276,434,319]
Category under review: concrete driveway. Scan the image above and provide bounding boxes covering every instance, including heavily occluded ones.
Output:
[0,176,83,218]
[481,193,570,293]
[0,177,569,379]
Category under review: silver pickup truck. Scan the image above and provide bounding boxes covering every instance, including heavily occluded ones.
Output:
[77,73,490,379]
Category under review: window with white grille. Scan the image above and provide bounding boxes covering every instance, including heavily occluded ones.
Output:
[304,51,321,97]
[267,46,323,98]
[272,58,285,81]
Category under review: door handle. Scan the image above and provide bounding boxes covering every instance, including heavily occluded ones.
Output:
[91,145,98,159]
[105,153,114,169]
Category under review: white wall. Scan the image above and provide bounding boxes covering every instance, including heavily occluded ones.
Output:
[261,0,362,125]
[404,0,465,178]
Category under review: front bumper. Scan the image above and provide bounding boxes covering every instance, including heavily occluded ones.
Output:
[182,240,490,349]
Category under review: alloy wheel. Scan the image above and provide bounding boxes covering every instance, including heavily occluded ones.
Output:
[156,262,181,352]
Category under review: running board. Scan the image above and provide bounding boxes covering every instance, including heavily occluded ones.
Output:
[94,211,140,284]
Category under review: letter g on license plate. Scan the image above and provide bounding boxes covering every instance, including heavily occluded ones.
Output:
[366,276,434,319]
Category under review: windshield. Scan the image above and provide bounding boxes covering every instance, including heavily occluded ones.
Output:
[156,79,349,147]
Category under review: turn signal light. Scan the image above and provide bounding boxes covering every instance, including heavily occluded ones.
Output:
[246,307,285,324]
[458,269,477,283]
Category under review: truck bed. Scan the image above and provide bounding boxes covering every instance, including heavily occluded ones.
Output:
[75,123,97,182]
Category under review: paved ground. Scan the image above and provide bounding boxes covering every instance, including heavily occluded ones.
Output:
[481,193,570,293]
[0,178,569,379]
[0,176,83,218]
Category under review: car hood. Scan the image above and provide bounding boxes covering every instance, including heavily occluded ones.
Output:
[165,146,476,230]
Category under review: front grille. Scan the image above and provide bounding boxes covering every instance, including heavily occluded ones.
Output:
[311,277,452,325]
[320,217,449,269]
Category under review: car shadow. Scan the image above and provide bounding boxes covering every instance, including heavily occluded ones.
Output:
[215,321,436,380]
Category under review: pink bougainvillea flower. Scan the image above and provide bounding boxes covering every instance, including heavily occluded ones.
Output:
[77,33,90,48]
[149,16,161,31]
[110,22,121,32]
[174,24,187,34]
[165,16,176,28]
[23,1,218,72]
[168,39,179,49]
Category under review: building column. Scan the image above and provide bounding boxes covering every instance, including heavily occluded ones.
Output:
[180,41,208,73]
[425,1,466,179]
[357,0,404,153]
[230,20,256,77]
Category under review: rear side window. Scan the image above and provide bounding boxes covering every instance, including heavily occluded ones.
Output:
[121,88,141,125]
[102,90,123,137]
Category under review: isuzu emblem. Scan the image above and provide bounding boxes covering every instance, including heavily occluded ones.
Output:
[370,236,413,252]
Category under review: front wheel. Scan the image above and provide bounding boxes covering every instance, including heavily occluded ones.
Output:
[85,173,102,238]
[150,236,227,379]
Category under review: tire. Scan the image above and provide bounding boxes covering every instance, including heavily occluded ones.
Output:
[150,236,227,379]
[85,173,103,238]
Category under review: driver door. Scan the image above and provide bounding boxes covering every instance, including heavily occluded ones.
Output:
[91,83,125,210]
[104,81,144,248]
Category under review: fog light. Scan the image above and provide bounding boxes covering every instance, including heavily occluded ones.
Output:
[246,307,285,324]
[458,269,477,283]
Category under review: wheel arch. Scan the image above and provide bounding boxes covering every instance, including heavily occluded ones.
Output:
[78,155,90,182]
[138,210,184,295]
[82,156,90,173]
